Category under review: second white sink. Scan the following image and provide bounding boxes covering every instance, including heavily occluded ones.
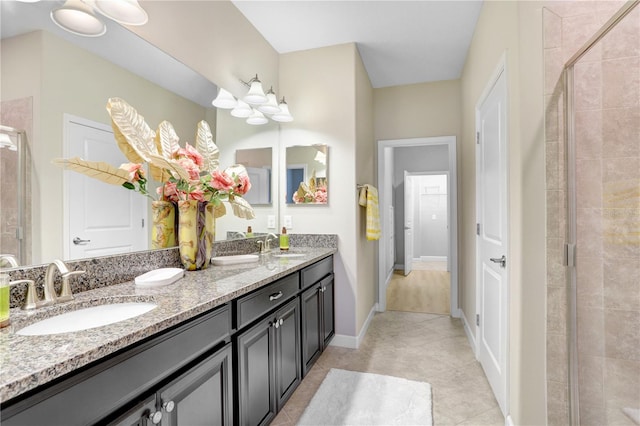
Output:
[211,254,259,266]
[16,302,158,336]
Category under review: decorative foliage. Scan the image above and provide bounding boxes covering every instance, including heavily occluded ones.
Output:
[53,98,255,221]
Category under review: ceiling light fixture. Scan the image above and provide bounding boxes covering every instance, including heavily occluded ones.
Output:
[50,0,147,38]
[271,98,294,122]
[211,76,293,125]
[246,109,268,126]
[0,133,17,151]
[257,87,281,115]
[242,75,268,105]
[212,88,237,109]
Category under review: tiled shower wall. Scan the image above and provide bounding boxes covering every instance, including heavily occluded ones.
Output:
[544,1,638,424]
[0,97,32,265]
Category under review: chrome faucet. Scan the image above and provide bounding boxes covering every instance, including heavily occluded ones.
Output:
[0,254,19,269]
[264,233,279,253]
[22,259,85,309]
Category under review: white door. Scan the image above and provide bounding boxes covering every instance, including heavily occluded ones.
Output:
[403,171,414,276]
[476,64,508,414]
[244,167,271,205]
[65,116,147,260]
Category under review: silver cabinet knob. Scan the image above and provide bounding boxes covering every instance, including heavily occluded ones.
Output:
[279,318,284,326]
[148,410,162,424]
[163,400,175,413]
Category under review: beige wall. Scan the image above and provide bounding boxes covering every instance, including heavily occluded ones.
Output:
[374,80,462,141]
[2,31,211,264]
[460,1,546,423]
[279,43,371,339]
[128,0,279,101]
[355,47,376,332]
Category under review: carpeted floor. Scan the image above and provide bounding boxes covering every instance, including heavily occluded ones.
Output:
[386,264,450,315]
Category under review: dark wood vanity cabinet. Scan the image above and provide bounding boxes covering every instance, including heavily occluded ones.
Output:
[110,344,232,426]
[236,286,301,426]
[2,255,334,426]
[300,257,335,375]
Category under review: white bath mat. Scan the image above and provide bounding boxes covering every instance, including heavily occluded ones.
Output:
[297,368,433,425]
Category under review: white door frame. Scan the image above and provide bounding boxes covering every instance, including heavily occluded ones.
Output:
[475,52,510,416]
[376,136,459,317]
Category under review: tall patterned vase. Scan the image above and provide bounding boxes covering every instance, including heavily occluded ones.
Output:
[151,201,176,249]
[177,200,215,270]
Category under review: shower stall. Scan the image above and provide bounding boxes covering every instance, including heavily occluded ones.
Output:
[565,1,640,424]
[0,125,29,267]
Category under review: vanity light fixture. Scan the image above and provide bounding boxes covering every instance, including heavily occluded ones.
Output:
[271,98,294,122]
[50,0,147,38]
[212,88,237,109]
[231,100,253,118]
[242,75,268,105]
[246,109,269,126]
[257,87,281,115]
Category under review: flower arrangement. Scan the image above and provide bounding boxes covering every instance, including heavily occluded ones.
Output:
[293,172,328,204]
[53,97,255,220]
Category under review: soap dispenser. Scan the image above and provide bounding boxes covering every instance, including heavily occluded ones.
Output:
[246,226,254,238]
[279,227,289,251]
[0,274,10,328]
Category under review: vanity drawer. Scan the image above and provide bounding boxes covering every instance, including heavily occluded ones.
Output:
[236,273,299,329]
[300,256,333,290]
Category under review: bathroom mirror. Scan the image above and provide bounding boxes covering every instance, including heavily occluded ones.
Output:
[285,145,329,205]
[236,148,273,206]
[0,1,279,267]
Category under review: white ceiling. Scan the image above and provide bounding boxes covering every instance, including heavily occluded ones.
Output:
[231,0,483,88]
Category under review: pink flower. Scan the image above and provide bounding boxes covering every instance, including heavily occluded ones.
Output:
[157,181,179,202]
[235,173,251,195]
[119,163,145,182]
[174,143,204,168]
[211,170,235,191]
[314,188,327,203]
[188,187,206,202]
[176,157,200,180]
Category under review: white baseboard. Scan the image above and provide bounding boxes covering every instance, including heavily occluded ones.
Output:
[450,307,461,319]
[460,309,477,356]
[394,263,403,271]
[330,303,378,350]
[505,414,514,426]
[419,256,447,262]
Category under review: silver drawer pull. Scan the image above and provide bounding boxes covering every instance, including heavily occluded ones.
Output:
[269,291,283,301]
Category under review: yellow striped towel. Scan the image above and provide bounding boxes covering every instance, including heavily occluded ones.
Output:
[358,184,381,241]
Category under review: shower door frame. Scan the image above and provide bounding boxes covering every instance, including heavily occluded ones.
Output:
[564,2,640,425]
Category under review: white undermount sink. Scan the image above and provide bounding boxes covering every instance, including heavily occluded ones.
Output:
[211,254,259,266]
[16,302,158,336]
[272,253,306,258]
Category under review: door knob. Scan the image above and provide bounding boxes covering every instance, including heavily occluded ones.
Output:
[73,237,91,245]
[489,255,506,268]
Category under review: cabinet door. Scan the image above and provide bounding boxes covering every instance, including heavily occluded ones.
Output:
[159,344,233,426]
[237,316,276,426]
[275,298,301,410]
[300,285,322,376]
[108,396,158,426]
[321,274,335,347]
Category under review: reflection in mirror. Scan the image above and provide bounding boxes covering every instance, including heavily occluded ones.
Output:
[0,1,278,268]
[286,145,328,205]
[236,148,272,206]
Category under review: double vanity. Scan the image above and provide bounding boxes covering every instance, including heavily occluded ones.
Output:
[0,247,336,425]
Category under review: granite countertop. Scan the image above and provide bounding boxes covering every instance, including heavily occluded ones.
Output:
[0,247,335,404]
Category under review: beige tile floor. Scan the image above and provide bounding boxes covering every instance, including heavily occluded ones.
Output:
[273,310,504,425]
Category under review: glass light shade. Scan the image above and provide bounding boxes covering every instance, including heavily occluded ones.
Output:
[231,100,252,118]
[94,0,148,25]
[257,90,281,115]
[51,0,106,37]
[211,88,237,109]
[246,109,268,125]
[271,100,293,122]
[243,80,267,105]
[0,134,17,151]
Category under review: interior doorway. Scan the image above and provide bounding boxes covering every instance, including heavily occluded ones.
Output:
[376,136,459,317]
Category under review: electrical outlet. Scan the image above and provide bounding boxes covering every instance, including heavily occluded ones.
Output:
[267,215,276,229]
[284,215,292,229]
